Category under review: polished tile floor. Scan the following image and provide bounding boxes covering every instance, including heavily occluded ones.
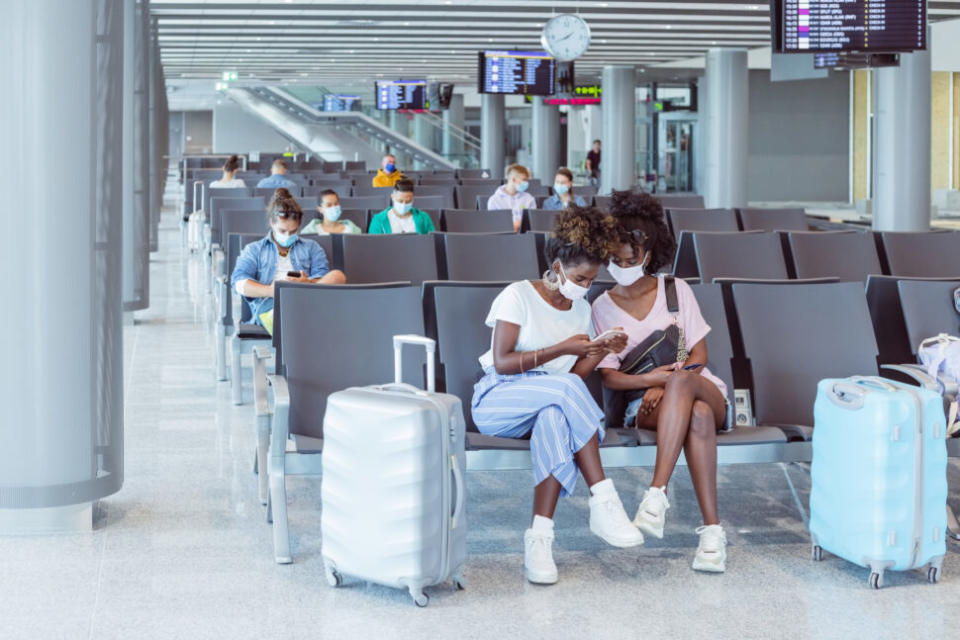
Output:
[3,196,960,640]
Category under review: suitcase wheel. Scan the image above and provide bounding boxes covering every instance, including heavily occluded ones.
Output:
[324,562,343,588]
[928,566,941,584]
[869,571,883,590]
[412,592,429,608]
[811,545,823,562]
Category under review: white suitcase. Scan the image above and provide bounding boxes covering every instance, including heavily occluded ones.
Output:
[321,335,467,607]
[186,210,204,252]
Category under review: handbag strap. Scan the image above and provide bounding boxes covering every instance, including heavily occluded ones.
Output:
[662,276,688,362]
[664,276,679,315]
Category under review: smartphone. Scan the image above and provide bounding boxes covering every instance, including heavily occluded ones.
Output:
[683,363,704,371]
[286,270,301,278]
[592,329,627,343]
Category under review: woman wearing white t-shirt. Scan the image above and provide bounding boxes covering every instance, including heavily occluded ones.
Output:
[471,207,644,586]
[210,154,246,189]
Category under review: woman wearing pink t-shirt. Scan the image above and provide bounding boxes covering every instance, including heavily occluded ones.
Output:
[591,190,728,573]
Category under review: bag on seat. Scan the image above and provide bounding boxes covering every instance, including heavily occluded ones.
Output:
[809,376,948,588]
[321,335,467,607]
[917,333,960,436]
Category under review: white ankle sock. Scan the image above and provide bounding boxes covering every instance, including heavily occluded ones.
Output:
[531,515,554,532]
[589,478,615,497]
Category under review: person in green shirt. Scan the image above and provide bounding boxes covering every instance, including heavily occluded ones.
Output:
[300,189,362,235]
[368,179,436,235]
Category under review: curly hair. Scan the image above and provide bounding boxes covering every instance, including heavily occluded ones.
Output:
[544,205,619,268]
[265,187,303,223]
[607,189,675,273]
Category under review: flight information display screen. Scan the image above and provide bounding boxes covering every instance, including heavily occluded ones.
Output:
[375,80,427,110]
[477,50,556,96]
[813,51,900,68]
[323,94,361,112]
[774,0,926,53]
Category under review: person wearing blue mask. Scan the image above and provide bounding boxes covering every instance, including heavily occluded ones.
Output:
[542,167,587,211]
[368,179,436,234]
[372,153,405,187]
[301,189,363,235]
[231,188,346,327]
[487,163,537,232]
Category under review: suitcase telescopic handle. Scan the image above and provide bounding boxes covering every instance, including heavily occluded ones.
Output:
[393,334,436,393]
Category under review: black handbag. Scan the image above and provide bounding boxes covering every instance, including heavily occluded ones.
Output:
[603,277,687,428]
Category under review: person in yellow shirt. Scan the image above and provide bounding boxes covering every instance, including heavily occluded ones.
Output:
[372,154,405,187]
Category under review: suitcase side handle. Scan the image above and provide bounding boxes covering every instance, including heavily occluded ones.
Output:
[828,382,866,409]
[393,334,436,393]
[450,453,465,530]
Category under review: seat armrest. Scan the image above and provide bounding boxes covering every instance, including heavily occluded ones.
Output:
[254,347,273,417]
[212,246,225,278]
[267,374,290,462]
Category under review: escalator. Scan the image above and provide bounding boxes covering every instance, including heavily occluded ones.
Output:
[224,86,457,171]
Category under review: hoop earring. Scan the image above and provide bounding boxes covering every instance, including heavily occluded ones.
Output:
[542,269,560,291]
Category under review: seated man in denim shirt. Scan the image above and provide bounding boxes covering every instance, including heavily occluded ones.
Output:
[256,158,299,190]
[542,167,587,211]
[231,188,346,326]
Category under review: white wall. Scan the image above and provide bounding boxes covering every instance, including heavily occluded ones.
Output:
[212,102,291,154]
[746,69,850,202]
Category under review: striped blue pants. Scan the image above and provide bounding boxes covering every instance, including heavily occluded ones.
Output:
[471,370,605,497]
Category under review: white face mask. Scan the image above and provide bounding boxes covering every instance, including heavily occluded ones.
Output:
[607,253,650,287]
[557,262,590,301]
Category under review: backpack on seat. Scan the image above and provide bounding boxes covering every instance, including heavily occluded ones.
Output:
[918,334,960,436]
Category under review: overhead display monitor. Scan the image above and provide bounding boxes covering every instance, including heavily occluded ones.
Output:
[771,0,926,53]
[477,50,556,96]
[427,82,455,110]
[375,79,427,110]
[323,94,362,112]
[814,52,901,69]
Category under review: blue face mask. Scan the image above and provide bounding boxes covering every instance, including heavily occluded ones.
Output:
[553,182,569,195]
[323,205,342,222]
[517,180,529,192]
[393,201,413,216]
[274,230,298,248]
[384,163,396,173]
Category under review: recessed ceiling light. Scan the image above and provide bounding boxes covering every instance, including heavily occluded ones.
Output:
[664,25,672,29]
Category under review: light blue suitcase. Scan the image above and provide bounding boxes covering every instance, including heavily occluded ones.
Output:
[810,376,948,588]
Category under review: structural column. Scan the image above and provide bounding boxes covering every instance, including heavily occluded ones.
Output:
[531,99,560,181]
[600,65,636,193]
[703,48,748,208]
[147,15,160,252]
[0,0,125,531]
[872,40,932,231]
[412,113,432,170]
[442,93,465,162]
[123,0,149,312]
[389,110,410,169]
[481,93,505,178]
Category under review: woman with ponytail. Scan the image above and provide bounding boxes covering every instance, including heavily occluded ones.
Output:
[591,190,728,573]
[471,206,643,586]
[230,188,346,327]
[210,154,245,189]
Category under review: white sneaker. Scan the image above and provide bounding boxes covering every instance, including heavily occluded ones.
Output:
[633,486,670,539]
[588,480,645,548]
[524,527,558,585]
[692,524,727,573]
